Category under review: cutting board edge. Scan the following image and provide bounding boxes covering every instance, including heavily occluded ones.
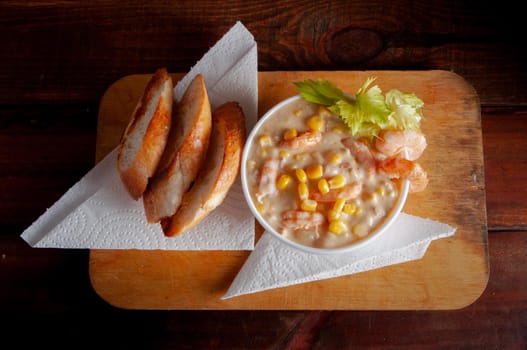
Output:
[90,70,489,310]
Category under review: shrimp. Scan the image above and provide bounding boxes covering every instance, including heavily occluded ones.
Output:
[407,163,429,193]
[256,158,280,202]
[281,210,326,231]
[378,157,428,193]
[375,130,427,161]
[279,130,322,150]
[311,182,363,202]
[378,157,413,179]
[341,137,376,175]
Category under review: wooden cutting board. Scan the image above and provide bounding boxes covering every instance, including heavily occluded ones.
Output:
[89,71,488,310]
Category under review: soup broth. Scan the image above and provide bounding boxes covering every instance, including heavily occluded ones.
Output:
[246,98,403,249]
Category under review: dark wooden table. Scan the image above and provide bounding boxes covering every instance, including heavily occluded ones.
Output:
[2,1,526,348]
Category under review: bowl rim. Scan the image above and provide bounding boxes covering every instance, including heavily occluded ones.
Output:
[241,94,410,255]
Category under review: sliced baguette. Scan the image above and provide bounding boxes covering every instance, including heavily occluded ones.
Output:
[162,102,246,236]
[143,74,212,223]
[117,68,173,200]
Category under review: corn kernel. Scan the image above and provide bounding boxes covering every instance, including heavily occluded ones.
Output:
[301,199,317,212]
[276,174,291,190]
[256,203,266,214]
[298,183,309,200]
[328,152,343,164]
[329,220,347,235]
[306,164,323,179]
[329,174,346,189]
[279,150,290,159]
[295,168,307,183]
[376,186,385,196]
[294,109,302,117]
[343,203,356,215]
[306,115,324,132]
[259,135,272,147]
[333,197,346,212]
[317,178,330,194]
[294,153,308,161]
[283,128,297,140]
[328,209,341,221]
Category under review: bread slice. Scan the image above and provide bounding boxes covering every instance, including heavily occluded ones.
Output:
[143,74,212,223]
[162,102,246,236]
[117,68,173,200]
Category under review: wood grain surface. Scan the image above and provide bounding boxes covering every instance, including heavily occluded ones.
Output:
[89,70,488,310]
[2,1,526,348]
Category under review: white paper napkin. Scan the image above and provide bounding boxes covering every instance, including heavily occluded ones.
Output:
[223,213,456,299]
[21,21,258,250]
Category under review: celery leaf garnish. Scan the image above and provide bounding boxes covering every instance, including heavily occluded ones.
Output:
[295,78,424,137]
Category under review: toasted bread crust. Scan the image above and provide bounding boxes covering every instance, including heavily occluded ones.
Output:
[117,68,173,199]
[143,74,212,223]
[163,101,246,236]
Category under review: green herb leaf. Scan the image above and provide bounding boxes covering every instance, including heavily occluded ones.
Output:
[293,79,346,106]
[383,90,424,131]
[294,77,424,137]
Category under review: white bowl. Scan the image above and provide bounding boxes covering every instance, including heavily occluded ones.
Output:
[241,95,409,255]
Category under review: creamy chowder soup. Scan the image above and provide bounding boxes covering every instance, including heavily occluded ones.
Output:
[246,97,404,249]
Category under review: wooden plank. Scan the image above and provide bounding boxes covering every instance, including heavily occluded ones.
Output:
[482,108,527,230]
[305,232,527,349]
[89,70,488,310]
[3,231,525,347]
[0,104,97,227]
[0,2,526,105]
